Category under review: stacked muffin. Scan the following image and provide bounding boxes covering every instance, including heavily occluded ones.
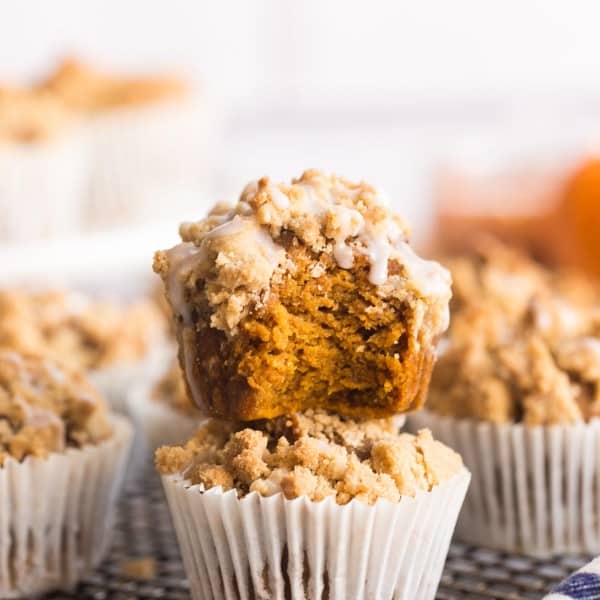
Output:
[410,239,600,555]
[0,351,132,597]
[154,170,471,599]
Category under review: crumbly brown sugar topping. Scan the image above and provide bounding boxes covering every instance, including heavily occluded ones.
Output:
[152,360,198,416]
[429,239,600,425]
[154,170,451,336]
[0,351,112,466]
[38,58,188,112]
[0,87,73,143]
[156,410,462,504]
[0,289,166,371]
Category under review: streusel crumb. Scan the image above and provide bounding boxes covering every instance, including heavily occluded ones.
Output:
[0,290,166,371]
[156,410,462,504]
[0,351,112,466]
[429,239,600,424]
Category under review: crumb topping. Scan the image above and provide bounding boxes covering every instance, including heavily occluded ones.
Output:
[0,290,166,371]
[154,170,451,337]
[38,58,188,112]
[0,87,73,143]
[152,360,198,416]
[429,239,600,424]
[156,410,462,504]
[0,351,112,466]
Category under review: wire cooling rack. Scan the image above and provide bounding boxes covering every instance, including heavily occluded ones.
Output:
[45,463,591,600]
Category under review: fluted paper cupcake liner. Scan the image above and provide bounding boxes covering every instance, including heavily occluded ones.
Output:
[127,382,201,454]
[0,415,133,598]
[84,97,210,230]
[162,467,470,600]
[409,409,600,556]
[90,345,173,413]
[0,135,87,242]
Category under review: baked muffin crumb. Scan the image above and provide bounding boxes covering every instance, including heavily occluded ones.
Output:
[156,410,462,504]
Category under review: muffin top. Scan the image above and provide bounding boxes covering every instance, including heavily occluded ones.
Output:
[0,87,73,143]
[152,360,197,416]
[0,351,112,466]
[156,409,463,505]
[428,239,600,425]
[38,58,188,113]
[154,170,452,337]
[0,289,166,371]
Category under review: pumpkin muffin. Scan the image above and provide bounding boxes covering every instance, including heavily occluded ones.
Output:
[411,239,600,555]
[154,170,452,421]
[157,410,469,599]
[0,351,132,597]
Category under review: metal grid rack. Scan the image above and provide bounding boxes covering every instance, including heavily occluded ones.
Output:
[44,466,590,600]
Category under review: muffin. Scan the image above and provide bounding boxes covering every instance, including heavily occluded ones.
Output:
[0,351,132,597]
[0,289,169,411]
[0,87,85,242]
[128,360,202,453]
[157,410,470,599]
[409,239,600,555]
[38,58,209,231]
[154,170,452,421]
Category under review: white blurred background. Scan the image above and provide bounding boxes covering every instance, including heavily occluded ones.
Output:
[3,0,600,285]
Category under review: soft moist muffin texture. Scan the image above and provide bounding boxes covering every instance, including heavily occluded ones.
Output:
[0,87,73,143]
[0,351,112,466]
[155,170,451,420]
[156,409,462,505]
[429,239,600,425]
[152,360,198,416]
[0,289,166,371]
[38,58,188,113]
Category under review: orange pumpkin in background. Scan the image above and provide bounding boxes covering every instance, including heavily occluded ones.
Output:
[431,157,600,279]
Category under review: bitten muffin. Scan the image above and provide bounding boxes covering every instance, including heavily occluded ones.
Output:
[411,239,600,555]
[0,351,132,597]
[154,170,452,421]
[157,410,469,599]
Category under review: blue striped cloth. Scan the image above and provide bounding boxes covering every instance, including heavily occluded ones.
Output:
[545,556,600,599]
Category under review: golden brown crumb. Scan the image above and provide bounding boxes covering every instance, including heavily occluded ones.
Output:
[428,239,600,424]
[38,58,187,112]
[155,170,451,420]
[0,87,73,143]
[119,558,156,581]
[0,289,166,371]
[156,410,462,505]
[151,360,198,415]
[0,351,112,466]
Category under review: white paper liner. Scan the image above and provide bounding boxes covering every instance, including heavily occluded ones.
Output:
[84,96,211,230]
[0,134,87,242]
[90,344,173,413]
[127,382,202,452]
[0,415,133,598]
[409,409,600,556]
[162,467,470,600]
